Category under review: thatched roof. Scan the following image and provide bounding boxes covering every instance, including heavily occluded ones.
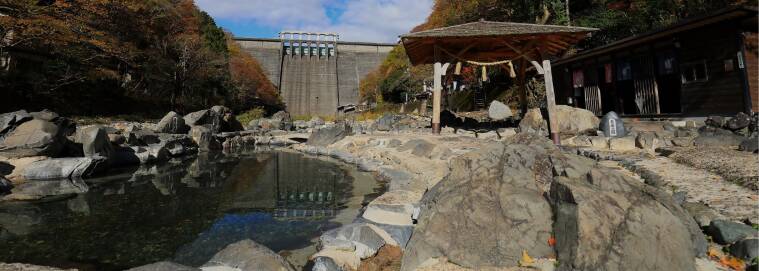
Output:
[400,20,597,66]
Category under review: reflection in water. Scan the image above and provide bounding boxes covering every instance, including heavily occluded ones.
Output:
[0,151,375,271]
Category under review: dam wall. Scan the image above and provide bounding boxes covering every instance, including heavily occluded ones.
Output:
[235,37,394,116]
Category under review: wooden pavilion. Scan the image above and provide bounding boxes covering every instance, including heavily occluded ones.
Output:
[400,20,597,143]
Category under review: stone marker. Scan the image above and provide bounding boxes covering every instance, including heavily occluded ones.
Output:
[600,111,625,137]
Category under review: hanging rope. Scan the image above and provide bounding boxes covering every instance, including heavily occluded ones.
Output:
[438,46,516,78]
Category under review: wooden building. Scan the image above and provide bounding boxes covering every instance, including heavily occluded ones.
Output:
[552,6,758,117]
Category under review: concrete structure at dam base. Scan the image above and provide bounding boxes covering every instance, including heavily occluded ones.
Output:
[235,33,395,116]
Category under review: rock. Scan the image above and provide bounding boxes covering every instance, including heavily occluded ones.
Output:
[268,111,293,131]
[551,166,707,271]
[309,116,325,127]
[202,239,295,271]
[107,133,126,145]
[321,223,395,259]
[209,105,244,133]
[729,238,759,260]
[671,137,694,147]
[589,136,609,148]
[154,111,189,134]
[293,120,308,130]
[22,157,107,180]
[110,146,154,166]
[0,156,47,182]
[5,179,88,200]
[682,202,724,228]
[554,105,600,135]
[519,108,548,136]
[694,134,744,147]
[397,139,435,158]
[375,113,398,132]
[727,112,751,131]
[708,220,757,245]
[0,176,12,195]
[675,127,699,138]
[0,119,67,158]
[29,109,59,121]
[126,261,200,271]
[0,263,76,271]
[190,125,219,152]
[155,134,196,157]
[739,136,758,152]
[401,142,555,271]
[183,109,209,126]
[127,128,161,146]
[311,256,341,271]
[705,116,725,128]
[0,109,32,135]
[487,100,512,121]
[497,128,517,138]
[635,132,659,151]
[74,126,114,158]
[609,136,636,151]
[307,123,352,147]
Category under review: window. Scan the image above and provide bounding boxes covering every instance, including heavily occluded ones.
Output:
[681,60,709,83]
[616,61,632,81]
[657,51,677,75]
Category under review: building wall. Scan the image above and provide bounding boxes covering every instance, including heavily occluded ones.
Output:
[235,38,394,116]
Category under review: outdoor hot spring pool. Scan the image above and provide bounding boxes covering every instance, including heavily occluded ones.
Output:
[0,151,382,270]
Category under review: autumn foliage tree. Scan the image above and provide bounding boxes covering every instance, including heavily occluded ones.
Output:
[0,0,281,116]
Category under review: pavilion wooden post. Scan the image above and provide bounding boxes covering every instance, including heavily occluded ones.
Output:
[431,46,449,134]
[541,60,561,145]
[517,59,528,116]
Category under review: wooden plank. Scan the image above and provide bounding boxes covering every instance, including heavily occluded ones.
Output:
[543,60,560,144]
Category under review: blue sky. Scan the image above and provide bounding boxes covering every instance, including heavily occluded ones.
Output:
[195,0,433,43]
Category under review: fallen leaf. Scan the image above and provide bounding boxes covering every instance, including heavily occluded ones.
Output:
[707,247,722,259]
[719,256,745,271]
[518,250,534,267]
[548,236,556,247]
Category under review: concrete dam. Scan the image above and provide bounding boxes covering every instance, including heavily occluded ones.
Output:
[235,32,395,116]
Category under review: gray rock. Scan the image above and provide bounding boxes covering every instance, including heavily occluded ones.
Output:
[309,116,325,127]
[0,119,67,158]
[127,261,200,271]
[110,146,154,166]
[672,191,687,206]
[397,139,435,158]
[402,142,555,271]
[727,112,751,131]
[609,136,636,151]
[22,157,106,180]
[518,108,548,136]
[375,114,398,132]
[705,116,725,128]
[671,137,694,147]
[0,176,12,195]
[325,223,387,259]
[682,202,723,228]
[6,179,88,200]
[107,133,126,145]
[739,136,758,153]
[307,123,352,147]
[487,100,512,121]
[269,111,293,131]
[312,257,341,271]
[729,238,759,260]
[29,109,59,121]
[635,132,658,151]
[293,120,308,130]
[183,109,209,126]
[694,134,744,147]
[74,126,114,158]
[675,128,698,138]
[708,220,757,245]
[202,239,295,271]
[554,105,600,135]
[155,111,190,134]
[0,110,32,135]
[551,165,706,271]
[190,125,219,152]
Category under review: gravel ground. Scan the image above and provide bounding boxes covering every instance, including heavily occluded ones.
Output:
[667,147,759,191]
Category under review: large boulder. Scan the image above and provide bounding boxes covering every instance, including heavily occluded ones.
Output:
[554,105,600,135]
[209,106,244,133]
[550,166,707,270]
[694,134,744,147]
[518,108,548,136]
[269,111,293,131]
[726,112,751,131]
[183,109,209,126]
[707,220,757,245]
[0,118,68,158]
[307,123,352,147]
[73,126,114,158]
[401,142,556,271]
[739,136,758,153]
[127,261,200,271]
[190,125,220,151]
[0,110,32,136]
[487,100,512,121]
[201,239,295,271]
[22,157,107,180]
[375,113,398,132]
[4,179,88,200]
[154,111,190,134]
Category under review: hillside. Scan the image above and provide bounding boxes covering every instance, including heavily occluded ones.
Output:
[0,0,281,117]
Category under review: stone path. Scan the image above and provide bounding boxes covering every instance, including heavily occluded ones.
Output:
[576,148,758,222]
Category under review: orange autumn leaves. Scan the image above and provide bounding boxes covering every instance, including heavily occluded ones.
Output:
[708,247,746,271]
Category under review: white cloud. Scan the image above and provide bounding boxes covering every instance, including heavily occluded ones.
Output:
[196,0,433,43]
